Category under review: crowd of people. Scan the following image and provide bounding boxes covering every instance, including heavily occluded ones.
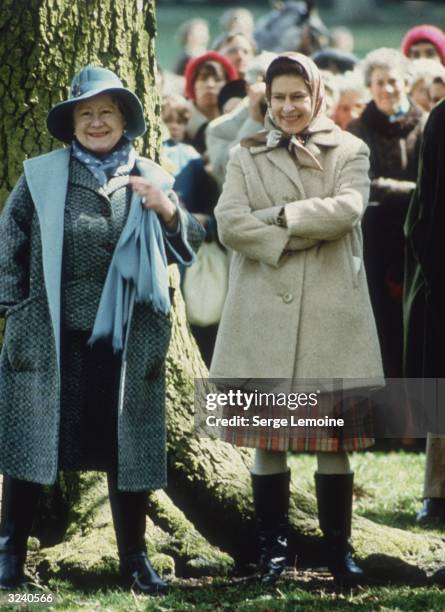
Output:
[158,12,445,374]
[156,5,445,588]
[1,1,445,597]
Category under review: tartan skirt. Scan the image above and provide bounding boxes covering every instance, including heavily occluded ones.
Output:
[213,391,374,452]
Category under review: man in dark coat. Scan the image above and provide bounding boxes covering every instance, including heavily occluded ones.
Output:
[404,98,445,524]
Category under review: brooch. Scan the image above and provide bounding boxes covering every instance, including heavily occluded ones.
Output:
[72,83,83,97]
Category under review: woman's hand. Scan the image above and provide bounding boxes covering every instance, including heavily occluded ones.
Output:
[129,176,178,229]
[193,213,209,227]
[247,82,267,124]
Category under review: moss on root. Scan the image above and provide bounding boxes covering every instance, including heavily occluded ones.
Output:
[147,490,234,577]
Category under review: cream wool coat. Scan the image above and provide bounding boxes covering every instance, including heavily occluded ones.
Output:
[210,120,384,389]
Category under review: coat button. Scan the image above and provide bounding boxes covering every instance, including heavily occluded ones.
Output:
[283,293,293,303]
[104,241,114,253]
[101,207,111,217]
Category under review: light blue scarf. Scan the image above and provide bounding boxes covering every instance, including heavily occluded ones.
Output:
[88,173,172,353]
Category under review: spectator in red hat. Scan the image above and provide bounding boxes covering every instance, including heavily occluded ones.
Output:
[401,24,445,65]
[184,51,238,154]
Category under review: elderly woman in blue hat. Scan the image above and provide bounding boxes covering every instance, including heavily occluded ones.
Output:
[0,66,204,594]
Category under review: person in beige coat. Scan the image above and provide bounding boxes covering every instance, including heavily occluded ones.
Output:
[210,53,383,586]
[206,52,276,187]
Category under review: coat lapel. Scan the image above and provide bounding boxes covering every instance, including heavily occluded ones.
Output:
[263,120,343,195]
[265,147,307,198]
[105,175,130,197]
[70,158,112,200]
[71,159,141,199]
[309,129,342,148]
[23,147,71,370]
[135,157,174,189]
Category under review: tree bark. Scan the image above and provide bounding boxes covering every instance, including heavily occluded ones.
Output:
[1,0,445,588]
[0,0,160,209]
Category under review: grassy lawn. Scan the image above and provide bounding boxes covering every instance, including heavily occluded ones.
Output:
[289,450,441,535]
[12,577,445,611]
[5,450,445,611]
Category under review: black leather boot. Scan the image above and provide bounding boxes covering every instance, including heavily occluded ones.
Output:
[107,473,168,595]
[314,472,363,586]
[251,470,290,585]
[0,476,42,590]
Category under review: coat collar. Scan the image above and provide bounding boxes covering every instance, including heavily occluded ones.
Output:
[69,155,174,199]
[69,157,130,199]
[359,100,426,138]
[134,157,174,189]
[23,148,71,370]
[245,116,341,189]
[265,147,307,196]
[246,115,342,175]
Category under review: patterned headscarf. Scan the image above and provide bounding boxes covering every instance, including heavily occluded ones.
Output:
[242,52,330,170]
[265,51,326,128]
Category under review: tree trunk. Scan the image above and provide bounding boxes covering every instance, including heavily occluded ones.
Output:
[0,0,160,209]
[1,0,445,588]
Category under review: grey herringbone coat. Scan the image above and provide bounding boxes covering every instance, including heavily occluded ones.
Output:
[0,148,204,490]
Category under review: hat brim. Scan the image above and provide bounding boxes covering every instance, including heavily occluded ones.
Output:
[46,87,147,143]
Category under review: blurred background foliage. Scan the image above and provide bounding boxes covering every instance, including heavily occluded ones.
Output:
[155,0,445,70]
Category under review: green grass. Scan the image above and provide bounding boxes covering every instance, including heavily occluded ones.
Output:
[7,575,445,611]
[6,451,445,611]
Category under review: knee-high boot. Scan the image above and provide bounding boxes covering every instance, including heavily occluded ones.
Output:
[314,472,363,585]
[0,476,42,589]
[251,470,290,585]
[107,472,168,595]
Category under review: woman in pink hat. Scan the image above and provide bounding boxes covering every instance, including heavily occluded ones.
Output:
[401,24,445,65]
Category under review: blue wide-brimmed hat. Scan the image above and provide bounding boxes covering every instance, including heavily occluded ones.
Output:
[46,65,147,143]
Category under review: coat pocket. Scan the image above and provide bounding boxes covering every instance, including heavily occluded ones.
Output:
[128,303,172,380]
[4,293,51,371]
[345,232,362,289]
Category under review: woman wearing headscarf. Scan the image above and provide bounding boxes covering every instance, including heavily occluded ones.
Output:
[210,53,383,585]
[0,65,204,594]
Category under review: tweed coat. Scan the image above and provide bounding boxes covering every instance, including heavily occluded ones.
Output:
[0,148,204,490]
[210,119,384,389]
